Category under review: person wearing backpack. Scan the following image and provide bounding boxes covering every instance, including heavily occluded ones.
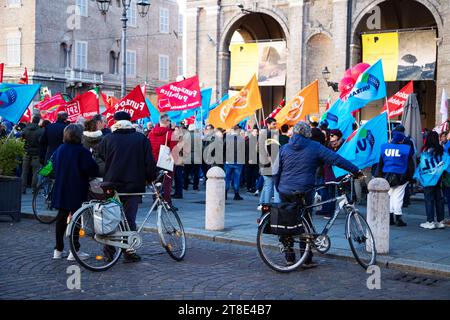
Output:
[415,131,447,230]
[376,130,415,227]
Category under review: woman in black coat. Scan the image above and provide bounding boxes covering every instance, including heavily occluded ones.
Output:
[51,124,99,260]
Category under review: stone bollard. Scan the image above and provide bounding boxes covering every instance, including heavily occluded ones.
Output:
[367,178,391,254]
[205,166,226,231]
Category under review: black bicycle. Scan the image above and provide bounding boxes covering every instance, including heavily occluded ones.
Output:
[32,178,57,224]
[257,174,376,273]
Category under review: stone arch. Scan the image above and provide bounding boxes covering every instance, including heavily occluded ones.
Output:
[351,0,443,43]
[219,7,290,53]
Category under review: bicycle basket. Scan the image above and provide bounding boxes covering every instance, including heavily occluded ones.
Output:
[269,203,303,236]
[93,201,122,235]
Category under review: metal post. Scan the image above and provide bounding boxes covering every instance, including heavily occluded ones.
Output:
[121,6,128,98]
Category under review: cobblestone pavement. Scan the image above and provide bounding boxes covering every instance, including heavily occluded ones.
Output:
[1,218,450,300]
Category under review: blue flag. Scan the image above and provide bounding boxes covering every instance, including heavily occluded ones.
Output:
[342,59,387,113]
[145,98,160,124]
[333,112,388,177]
[167,88,212,124]
[414,152,450,187]
[320,99,355,139]
[0,83,40,124]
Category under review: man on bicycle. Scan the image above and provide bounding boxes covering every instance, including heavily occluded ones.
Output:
[97,111,157,263]
[274,121,361,268]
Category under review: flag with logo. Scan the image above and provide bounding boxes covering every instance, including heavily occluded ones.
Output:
[63,88,100,122]
[332,112,388,177]
[342,59,387,113]
[197,93,229,123]
[414,152,450,187]
[102,85,149,126]
[275,80,319,127]
[209,74,262,129]
[35,93,70,122]
[0,83,40,124]
[156,75,202,112]
[381,81,413,118]
[320,99,355,139]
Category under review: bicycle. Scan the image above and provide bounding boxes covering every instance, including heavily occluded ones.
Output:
[257,174,376,273]
[32,177,57,224]
[66,170,186,272]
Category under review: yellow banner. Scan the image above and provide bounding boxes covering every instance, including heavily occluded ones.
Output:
[210,74,262,130]
[362,32,398,82]
[275,80,319,127]
[229,43,259,87]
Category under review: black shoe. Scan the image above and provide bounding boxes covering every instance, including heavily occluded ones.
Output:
[301,261,318,269]
[22,190,26,195]
[103,246,116,263]
[123,252,141,263]
[390,213,395,226]
[193,187,199,191]
[395,216,407,227]
[183,186,188,191]
[234,193,243,200]
[172,194,183,199]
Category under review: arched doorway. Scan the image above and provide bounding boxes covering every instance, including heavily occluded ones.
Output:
[220,12,288,121]
[352,0,439,128]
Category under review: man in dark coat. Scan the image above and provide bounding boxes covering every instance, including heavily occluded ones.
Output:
[40,111,69,163]
[97,111,157,263]
[274,121,360,268]
[21,115,44,193]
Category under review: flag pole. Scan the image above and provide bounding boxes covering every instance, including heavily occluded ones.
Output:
[254,113,260,130]
[385,97,392,141]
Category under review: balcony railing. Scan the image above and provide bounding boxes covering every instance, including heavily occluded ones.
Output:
[65,68,103,84]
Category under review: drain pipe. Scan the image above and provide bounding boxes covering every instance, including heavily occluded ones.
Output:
[345,0,353,69]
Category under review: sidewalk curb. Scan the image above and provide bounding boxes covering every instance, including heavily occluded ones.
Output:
[21,211,450,277]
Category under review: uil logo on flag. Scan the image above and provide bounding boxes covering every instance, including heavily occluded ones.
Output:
[355,129,376,157]
[286,96,305,122]
[0,87,18,109]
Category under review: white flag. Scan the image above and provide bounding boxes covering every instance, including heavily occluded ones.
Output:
[440,89,448,121]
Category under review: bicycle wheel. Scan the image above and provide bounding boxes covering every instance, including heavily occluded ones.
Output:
[157,204,186,261]
[69,204,123,272]
[346,210,377,269]
[257,213,312,273]
[32,179,57,224]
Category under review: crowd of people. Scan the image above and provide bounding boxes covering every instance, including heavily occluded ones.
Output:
[2,107,450,265]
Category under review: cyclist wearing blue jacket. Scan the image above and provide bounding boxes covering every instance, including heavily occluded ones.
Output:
[274,121,360,267]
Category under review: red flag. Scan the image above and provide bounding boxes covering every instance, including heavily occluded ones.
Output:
[35,94,68,122]
[381,81,414,119]
[19,107,32,123]
[156,75,202,112]
[325,96,331,111]
[101,92,119,110]
[0,63,4,83]
[18,67,28,84]
[64,88,100,122]
[102,85,149,126]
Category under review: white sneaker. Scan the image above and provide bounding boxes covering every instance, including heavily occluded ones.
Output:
[257,205,262,211]
[435,221,446,229]
[67,250,90,261]
[420,221,437,230]
[53,249,67,260]
[254,190,259,196]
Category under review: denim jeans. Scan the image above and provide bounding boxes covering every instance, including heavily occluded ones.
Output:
[173,166,184,197]
[318,185,336,216]
[259,175,280,204]
[225,164,243,193]
[424,186,445,223]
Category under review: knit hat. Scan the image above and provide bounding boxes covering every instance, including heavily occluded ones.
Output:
[393,124,405,133]
[293,121,312,138]
[114,111,131,121]
[329,129,343,139]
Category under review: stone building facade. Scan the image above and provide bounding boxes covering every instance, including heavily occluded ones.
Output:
[185,0,450,128]
[0,0,183,101]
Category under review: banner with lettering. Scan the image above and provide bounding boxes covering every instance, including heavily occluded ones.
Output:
[381,81,414,118]
[414,152,450,187]
[156,75,202,112]
[64,88,100,122]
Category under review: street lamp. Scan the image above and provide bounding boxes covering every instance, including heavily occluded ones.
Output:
[322,66,339,92]
[96,0,151,97]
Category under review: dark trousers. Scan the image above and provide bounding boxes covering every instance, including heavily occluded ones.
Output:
[246,164,259,191]
[120,196,141,231]
[21,154,40,192]
[184,164,200,190]
[174,166,184,197]
[424,186,445,223]
[317,185,336,216]
[444,186,450,217]
[55,209,79,252]
[280,192,314,263]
